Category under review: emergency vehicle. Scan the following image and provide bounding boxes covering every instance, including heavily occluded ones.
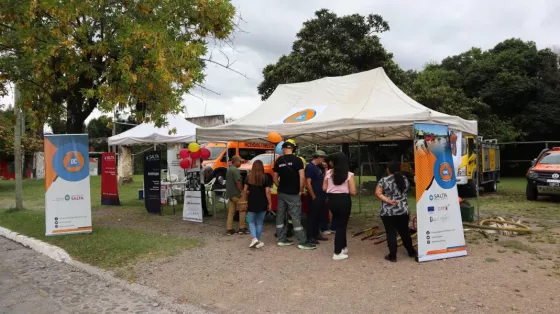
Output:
[456,135,501,196]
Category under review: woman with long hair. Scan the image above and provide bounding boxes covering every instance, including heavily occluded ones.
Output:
[243,160,272,248]
[375,161,416,262]
[323,153,357,260]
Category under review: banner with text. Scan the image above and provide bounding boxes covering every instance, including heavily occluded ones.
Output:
[183,167,203,223]
[144,151,162,215]
[167,149,185,182]
[44,134,92,236]
[414,123,467,262]
[101,152,120,205]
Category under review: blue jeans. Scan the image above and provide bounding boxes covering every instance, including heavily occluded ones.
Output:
[247,211,266,240]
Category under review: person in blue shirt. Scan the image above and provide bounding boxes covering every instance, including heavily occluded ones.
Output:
[305,150,329,244]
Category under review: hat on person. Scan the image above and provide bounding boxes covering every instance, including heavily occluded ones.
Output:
[230,155,242,162]
[282,141,296,149]
[313,150,327,158]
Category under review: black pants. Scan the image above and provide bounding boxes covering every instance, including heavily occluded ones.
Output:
[307,196,325,240]
[328,193,351,254]
[381,214,415,259]
[200,184,209,215]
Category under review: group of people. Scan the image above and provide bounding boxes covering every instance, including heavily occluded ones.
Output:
[223,141,416,262]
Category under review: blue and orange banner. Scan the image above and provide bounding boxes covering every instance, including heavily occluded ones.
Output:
[101,152,120,205]
[44,134,92,236]
[414,123,467,262]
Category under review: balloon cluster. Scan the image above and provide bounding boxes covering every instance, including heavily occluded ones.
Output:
[179,142,211,169]
[267,132,285,155]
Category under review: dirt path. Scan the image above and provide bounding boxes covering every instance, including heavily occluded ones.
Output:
[129,219,560,314]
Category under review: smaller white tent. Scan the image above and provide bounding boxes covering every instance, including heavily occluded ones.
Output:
[108,114,197,145]
[196,68,477,143]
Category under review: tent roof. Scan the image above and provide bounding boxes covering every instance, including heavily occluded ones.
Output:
[108,114,197,145]
[196,68,477,144]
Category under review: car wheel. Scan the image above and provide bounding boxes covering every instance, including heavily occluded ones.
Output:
[526,184,538,201]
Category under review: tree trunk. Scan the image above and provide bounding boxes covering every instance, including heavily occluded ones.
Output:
[14,84,23,210]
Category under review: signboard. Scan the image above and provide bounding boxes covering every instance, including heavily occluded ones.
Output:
[167,149,185,182]
[101,152,120,205]
[143,151,162,215]
[414,123,467,262]
[44,134,92,236]
[183,167,203,223]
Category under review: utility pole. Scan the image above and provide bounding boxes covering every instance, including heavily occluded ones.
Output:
[14,84,23,210]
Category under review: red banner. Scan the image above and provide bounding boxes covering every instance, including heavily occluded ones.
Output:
[101,152,120,205]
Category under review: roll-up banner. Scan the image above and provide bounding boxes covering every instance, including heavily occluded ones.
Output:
[183,167,203,223]
[101,152,120,205]
[144,151,162,215]
[413,123,467,262]
[44,134,92,236]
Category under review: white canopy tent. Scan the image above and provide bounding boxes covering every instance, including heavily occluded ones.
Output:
[108,114,198,146]
[196,68,477,143]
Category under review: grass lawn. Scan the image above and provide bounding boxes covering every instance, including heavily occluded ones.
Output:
[0,175,200,271]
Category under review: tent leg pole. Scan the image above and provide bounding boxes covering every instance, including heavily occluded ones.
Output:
[358,140,362,215]
[476,137,481,222]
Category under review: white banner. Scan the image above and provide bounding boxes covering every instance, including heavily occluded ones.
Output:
[167,149,185,182]
[44,134,92,236]
[183,167,203,223]
[414,123,467,262]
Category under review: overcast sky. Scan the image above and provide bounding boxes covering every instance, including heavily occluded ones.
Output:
[2,0,559,125]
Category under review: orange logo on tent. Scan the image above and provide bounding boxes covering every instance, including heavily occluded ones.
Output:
[439,162,453,182]
[283,109,317,123]
[63,151,85,173]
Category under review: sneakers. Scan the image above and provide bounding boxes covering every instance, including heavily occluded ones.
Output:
[332,253,349,260]
[249,238,259,248]
[238,228,250,235]
[297,243,317,250]
[226,229,236,236]
[341,247,348,255]
[321,230,334,235]
[308,238,320,245]
[277,240,294,247]
[256,241,264,249]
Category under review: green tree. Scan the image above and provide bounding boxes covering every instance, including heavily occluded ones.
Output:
[414,39,560,141]
[257,9,408,100]
[0,0,236,133]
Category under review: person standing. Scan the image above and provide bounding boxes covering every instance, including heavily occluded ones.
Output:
[323,153,356,260]
[200,164,213,217]
[375,161,416,262]
[273,141,316,250]
[226,155,248,235]
[305,150,329,244]
[243,160,272,248]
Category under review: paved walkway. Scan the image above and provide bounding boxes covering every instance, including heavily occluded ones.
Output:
[0,237,174,314]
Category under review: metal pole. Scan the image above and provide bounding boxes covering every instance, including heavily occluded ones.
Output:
[357,137,362,215]
[476,136,481,222]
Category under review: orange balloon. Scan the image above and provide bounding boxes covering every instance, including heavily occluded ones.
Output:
[267,132,282,144]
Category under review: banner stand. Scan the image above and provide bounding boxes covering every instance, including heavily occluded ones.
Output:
[144,151,162,215]
[413,123,467,262]
[44,134,92,236]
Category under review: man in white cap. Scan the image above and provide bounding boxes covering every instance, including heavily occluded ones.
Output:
[273,141,316,250]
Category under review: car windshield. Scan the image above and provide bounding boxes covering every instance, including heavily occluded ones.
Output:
[539,153,560,165]
[206,147,225,160]
[249,154,274,165]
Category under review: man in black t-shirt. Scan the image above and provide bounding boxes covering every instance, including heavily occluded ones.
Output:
[273,141,316,250]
